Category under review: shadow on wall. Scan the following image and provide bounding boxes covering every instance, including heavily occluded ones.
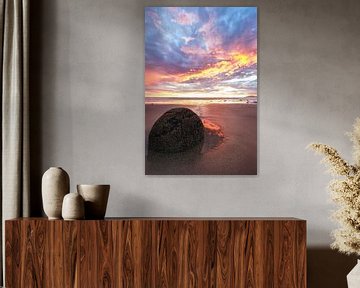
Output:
[29,0,46,216]
[308,248,357,288]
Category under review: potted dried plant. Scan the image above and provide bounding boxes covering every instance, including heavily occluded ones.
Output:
[308,118,360,287]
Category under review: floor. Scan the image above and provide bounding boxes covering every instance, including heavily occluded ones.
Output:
[308,248,357,287]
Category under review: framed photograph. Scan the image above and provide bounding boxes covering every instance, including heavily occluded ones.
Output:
[145,7,257,175]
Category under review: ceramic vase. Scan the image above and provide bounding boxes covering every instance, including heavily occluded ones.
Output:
[42,167,70,219]
[62,192,85,220]
[347,260,360,288]
[77,184,110,219]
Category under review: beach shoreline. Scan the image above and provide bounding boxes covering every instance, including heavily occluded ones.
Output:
[145,103,257,175]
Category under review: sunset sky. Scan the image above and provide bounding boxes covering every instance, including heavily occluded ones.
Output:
[145,7,257,104]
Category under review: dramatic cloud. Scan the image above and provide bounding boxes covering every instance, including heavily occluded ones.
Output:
[173,10,199,25]
[145,7,257,103]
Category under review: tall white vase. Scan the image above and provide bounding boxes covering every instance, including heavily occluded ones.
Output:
[347,260,360,288]
[42,167,70,219]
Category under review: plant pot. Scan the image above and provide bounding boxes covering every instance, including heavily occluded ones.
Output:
[347,259,360,288]
[42,167,70,219]
[77,184,110,219]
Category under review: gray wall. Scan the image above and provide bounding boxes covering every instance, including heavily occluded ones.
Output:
[30,0,360,249]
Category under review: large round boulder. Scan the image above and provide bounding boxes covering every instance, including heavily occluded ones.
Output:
[148,108,204,153]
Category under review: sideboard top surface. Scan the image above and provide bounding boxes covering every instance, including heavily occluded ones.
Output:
[6,217,306,222]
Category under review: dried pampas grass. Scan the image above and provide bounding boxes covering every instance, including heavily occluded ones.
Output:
[308,118,360,256]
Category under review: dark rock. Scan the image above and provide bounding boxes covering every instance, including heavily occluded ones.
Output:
[148,108,204,153]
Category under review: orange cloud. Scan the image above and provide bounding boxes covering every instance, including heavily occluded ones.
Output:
[178,50,256,83]
[145,49,257,97]
[145,69,176,86]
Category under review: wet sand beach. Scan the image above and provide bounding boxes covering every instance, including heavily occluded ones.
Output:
[145,103,257,175]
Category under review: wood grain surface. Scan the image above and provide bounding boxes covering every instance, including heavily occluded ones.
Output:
[5,218,306,287]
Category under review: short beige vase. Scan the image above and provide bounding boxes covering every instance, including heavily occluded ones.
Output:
[77,184,110,219]
[62,192,85,220]
[42,167,70,219]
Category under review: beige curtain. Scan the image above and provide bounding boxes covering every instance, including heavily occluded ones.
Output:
[0,0,30,284]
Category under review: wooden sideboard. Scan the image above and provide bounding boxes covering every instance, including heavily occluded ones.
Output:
[5,218,306,287]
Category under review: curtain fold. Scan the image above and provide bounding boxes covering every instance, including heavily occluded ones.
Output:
[0,0,30,284]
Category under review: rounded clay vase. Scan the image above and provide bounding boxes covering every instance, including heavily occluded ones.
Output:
[42,167,70,219]
[77,184,110,219]
[62,192,85,220]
